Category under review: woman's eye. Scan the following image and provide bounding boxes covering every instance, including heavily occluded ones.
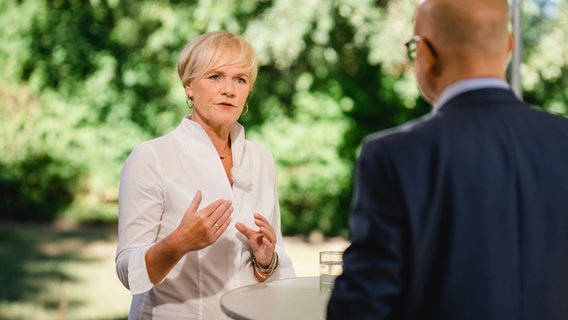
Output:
[236,78,247,84]
[208,74,220,80]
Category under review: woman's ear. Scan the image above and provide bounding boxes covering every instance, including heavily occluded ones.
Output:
[184,84,194,99]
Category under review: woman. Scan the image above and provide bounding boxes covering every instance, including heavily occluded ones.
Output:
[116,31,296,319]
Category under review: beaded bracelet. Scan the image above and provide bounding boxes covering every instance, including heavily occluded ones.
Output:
[252,251,279,279]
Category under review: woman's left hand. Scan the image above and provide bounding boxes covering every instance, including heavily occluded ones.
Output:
[235,213,276,266]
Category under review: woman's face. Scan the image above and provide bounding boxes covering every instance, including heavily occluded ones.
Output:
[185,64,251,128]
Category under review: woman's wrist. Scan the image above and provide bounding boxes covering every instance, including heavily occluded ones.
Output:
[254,254,272,269]
[251,251,279,280]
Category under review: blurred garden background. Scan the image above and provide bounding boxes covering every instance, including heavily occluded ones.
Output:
[1,0,567,319]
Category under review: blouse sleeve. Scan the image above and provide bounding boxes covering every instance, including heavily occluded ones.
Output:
[115,143,165,294]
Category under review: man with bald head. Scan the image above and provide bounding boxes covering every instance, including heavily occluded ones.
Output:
[327,1,568,319]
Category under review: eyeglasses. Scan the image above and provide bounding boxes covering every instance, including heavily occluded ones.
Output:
[404,35,437,61]
[404,35,421,61]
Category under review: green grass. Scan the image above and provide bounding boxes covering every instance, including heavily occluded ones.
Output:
[0,223,130,320]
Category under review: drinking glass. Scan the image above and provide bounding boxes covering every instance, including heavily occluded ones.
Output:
[319,251,343,292]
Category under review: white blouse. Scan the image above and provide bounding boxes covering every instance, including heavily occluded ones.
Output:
[116,117,296,319]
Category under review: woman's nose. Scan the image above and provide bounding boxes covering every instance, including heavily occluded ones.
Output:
[221,79,236,97]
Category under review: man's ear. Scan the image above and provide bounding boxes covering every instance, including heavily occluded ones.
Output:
[422,39,441,77]
[507,32,515,57]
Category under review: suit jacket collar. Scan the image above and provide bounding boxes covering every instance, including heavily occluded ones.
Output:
[434,78,510,111]
[437,87,521,113]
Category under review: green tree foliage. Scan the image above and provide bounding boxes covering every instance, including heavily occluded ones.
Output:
[521,0,568,113]
[0,0,567,235]
[240,0,429,235]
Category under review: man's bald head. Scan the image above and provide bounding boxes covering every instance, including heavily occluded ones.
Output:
[412,0,513,103]
[417,0,510,59]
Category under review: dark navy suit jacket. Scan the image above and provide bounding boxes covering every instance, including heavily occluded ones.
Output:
[327,88,568,320]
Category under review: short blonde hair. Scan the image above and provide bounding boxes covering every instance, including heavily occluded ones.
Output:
[177,31,258,91]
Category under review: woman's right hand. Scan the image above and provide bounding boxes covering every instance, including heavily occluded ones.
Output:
[175,190,233,253]
[145,191,233,285]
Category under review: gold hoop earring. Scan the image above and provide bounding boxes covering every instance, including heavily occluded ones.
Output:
[241,102,249,116]
[186,98,193,110]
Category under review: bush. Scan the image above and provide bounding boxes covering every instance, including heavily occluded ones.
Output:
[0,153,81,222]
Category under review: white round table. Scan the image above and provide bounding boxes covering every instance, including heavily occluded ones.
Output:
[220,276,331,320]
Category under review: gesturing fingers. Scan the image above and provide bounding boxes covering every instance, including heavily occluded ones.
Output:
[235,221,253,238]
[212,202,233,234]
[209,199,233,228]
[254,213,276,244]
[186,190,203,216]
[178,195,233,252]
[236,221,266,249]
